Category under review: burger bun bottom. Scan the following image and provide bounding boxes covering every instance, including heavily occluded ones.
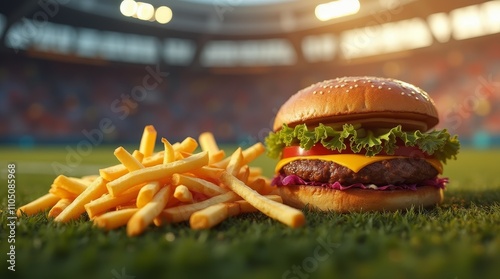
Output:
[275,185,443,212]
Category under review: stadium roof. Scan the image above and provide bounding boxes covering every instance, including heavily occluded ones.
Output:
[0,0,496,70]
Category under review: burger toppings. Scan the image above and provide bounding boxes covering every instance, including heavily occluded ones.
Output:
[265,123,460,163]
[265,123,459,190]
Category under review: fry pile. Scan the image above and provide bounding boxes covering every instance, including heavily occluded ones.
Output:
[17,125,305,236]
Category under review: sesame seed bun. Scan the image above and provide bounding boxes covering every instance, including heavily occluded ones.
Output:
[273,76,439,132]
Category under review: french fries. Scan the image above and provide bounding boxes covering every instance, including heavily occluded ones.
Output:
[48,198,73,218]
[18,126,306,237]
[17,193,60,216]
[219,171,306,228]
[174,185,194,203]
[114,146,144,171]
[127,185,173,236]
[136,181,161,208]
[162,138,175,164]
[171,174,227,197]
[94,208,138,231]
[106,151,209,197]
[54,177,108,222]
[156,191,240,224]
[189,195,283,230]
[139,125,157,158]
[53,175,88,196]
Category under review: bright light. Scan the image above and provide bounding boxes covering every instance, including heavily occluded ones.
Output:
[155,6,173,24]
[315,0,360,21]
[137,2,155,21]
[120,0,138,17]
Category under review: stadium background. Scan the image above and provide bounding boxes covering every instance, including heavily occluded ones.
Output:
[0,0,499,149]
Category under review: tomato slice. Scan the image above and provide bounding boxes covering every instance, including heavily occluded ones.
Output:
[282,144,434,159]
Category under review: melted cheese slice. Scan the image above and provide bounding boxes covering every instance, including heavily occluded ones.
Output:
[276,154,443,174]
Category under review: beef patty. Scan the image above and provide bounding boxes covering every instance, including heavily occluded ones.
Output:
[280,158,438,185]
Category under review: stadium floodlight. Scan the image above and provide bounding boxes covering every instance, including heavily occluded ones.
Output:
[137,2,155,21]
[315,0,360,21]
[155,6,173,24]
[120,0,138,17]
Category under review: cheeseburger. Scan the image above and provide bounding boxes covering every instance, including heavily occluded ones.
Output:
[265,76,460,212]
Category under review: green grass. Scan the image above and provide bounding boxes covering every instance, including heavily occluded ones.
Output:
[1,146,499,279]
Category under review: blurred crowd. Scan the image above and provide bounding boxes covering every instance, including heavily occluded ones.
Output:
[1,38,499,148]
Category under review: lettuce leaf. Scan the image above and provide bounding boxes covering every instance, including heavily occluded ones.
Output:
[264,123,460,164]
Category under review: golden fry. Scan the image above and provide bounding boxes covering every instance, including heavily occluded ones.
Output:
[48,198,73,218]
[237,165,250,184]
[136,181,160,208]
[247,177,266,194]
[54,177,108,223]
[100,150,164,181]
[234,195,283,213]
[189,195,283,230]
[188,166,225,182]
[114,146,144,171]
[17,193,60,217]
[54,175,88,196]
[220,172,305,228]
[199,132,225,164]
[84,183,142,219]
[132,150,144,163]
[127,185,173,236]
[49,186,78,200]
[178,137,198,154]
[139,125,157,158]
[156,191,240,224]
[162,137,175,164]
[190,203,229,230]
[173,185,193,203]
[106,151,208,197]
[226,148,244,177]
[199,132,219,153]
[172,174,227,197]
[94,208,138,231]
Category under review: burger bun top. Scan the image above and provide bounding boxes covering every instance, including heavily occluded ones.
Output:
[273,76,439,132]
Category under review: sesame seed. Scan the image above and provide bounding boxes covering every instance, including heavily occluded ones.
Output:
[415,97,419,100]
[334,85,339,88]
[378,86,382,89]
[401,92,405,95]
[346,90,350,93]
[349,86,353,89]
[319,91,324,95]
[354,84,358,87]
[340,84,345,87]
[371,85,375,88]
[388,87,392,90]
[313,91,317,95]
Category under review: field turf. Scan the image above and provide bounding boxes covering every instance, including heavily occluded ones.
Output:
[1,146,499,279]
